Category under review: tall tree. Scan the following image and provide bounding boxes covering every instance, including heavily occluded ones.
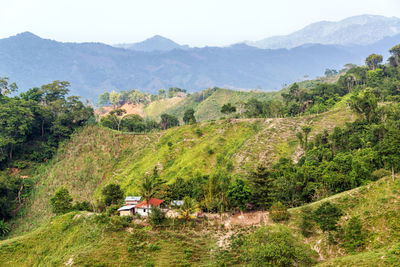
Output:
[160,113,179,130]
[365,54,383,70]
[183,108,196,125]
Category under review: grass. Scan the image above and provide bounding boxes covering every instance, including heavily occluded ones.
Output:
[0,212,218,266]
[8,107,355,236]
[288,175,400,265]
[144,87,280,122]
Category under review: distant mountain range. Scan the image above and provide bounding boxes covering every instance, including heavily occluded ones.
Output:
[0,15,400,100]
[114,35,190,52]
[246,15,400,49]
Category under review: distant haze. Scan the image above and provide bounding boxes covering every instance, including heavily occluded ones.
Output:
[1,0,400,47]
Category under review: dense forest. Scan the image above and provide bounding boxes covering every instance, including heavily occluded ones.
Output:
[0,80,93,224]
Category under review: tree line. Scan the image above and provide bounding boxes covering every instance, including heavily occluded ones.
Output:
[0,79,93,229]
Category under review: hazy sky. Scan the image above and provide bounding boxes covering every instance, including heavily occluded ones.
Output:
[1,0,400,46]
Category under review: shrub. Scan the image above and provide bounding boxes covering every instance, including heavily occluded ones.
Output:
[149,244,160,251]
[73,201,93,211]
[299,206,315,237]
[106,204,120,217]
[342,216,367,252]
[269,202,290,222]
[243,225,317,266]
[148,206,166,226]
[109,216,130,231]
[314,202,342,232]
[0,219,10,237]
[50,187,73,215]
[101,184,124,206]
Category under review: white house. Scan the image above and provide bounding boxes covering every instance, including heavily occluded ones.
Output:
[135,198,164,216]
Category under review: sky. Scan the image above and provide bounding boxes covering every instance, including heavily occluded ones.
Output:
[1,0,400,47]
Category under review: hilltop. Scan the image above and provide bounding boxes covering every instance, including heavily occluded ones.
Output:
[247,14,400,49]
[1,26,400,98]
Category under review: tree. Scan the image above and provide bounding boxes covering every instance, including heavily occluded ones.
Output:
[109,90,121,108]
[378,123,400,181]
[108,109,127,131]
[139,169,164,211]
[342,216,367,252]
[221,103,236,114]
[301,126,312,151]
[324,69,338,77]
[227,178,251,212]
[349,89,379,123]
[0,98,34,160]
[248,165,274,209]
[365,54,383,70]
[121,114,146,132]
[158,89,166,99]
[101,184,124,206]
[160,113,179,130]
[179,196,199,221]
[314,202,342,233]
[50,187,73,215]
[0,77,17,96]
[98,92,110,107]
[389,44,400,67]
[183,108,196,125]
[269,202,290,222]
[243,225,317,266]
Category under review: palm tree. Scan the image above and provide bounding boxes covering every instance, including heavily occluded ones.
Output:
[179,196,200,221]
[140,175,157,210]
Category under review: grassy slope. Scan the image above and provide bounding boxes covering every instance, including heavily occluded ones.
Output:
[10,108,355,236]
[0,212,217,266]
[288,175,400,266]
[144,88,280,121]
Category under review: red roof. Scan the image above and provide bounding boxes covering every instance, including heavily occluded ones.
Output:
[135,198,164,208]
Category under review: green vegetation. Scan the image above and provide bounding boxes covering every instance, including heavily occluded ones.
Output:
[2,44,400,266]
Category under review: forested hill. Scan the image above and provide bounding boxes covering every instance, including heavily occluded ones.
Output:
[1,32,400,99]
[1,43,400,266]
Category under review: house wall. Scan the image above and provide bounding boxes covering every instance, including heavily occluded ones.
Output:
[119,210,133,216]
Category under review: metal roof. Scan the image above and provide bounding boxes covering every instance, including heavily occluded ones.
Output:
[171,200,184,206]
[118,205,136,211]
[136,198,164,208]
[125,196,141,201]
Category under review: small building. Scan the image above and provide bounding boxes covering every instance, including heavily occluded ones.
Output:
[135,198,164,216]
[124,196,141,205]
[171,200,184,208]
[118,196,142,216]
[118,205,136,216]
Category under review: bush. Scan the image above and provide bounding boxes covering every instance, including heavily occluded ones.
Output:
[299,206,315,237]
[148,206,166,226]
[73,201,93,211]
[106,204,120,217]
[314,202,342,232]
[342,216,367,252]
[269,202,290,222]
[243,225,317,266]
[0,219,10,237]
[50,187,73,215]
[101,184,124,206]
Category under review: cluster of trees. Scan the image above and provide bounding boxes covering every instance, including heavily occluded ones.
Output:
[101,108,197,132]
[0,78,93,228]
[97,87,187,107]
[219,45,400,119]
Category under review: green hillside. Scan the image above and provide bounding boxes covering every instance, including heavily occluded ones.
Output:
[10,108,354,235]
[0,212,218,266]
[144,87,280,121]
